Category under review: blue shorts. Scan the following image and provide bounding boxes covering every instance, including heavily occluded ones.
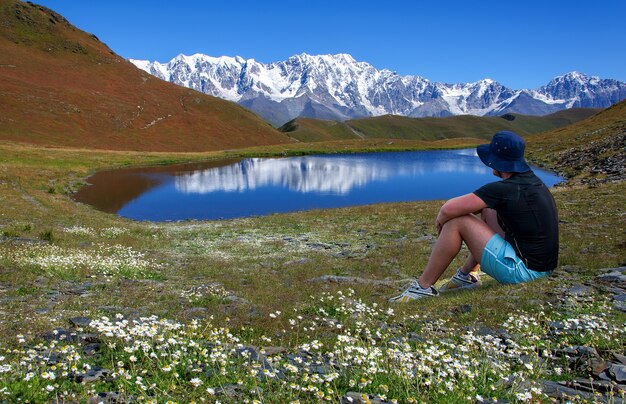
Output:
[480,234,552,284]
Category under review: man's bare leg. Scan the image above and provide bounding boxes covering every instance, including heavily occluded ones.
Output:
[458,208,504,275]
[417,214,495,288]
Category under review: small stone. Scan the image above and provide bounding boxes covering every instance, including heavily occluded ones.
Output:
[591,359,610,376]
[561,265,583,273]
[261,346,287,356]
[42,328,77,342]
[614,301,626,313]
[541,381,595,401]
[88,392,119,404]
[566,284,594,296]
[283,258,312,266]
[182,307,209,319]
[451,304,472,314]
[548,321,566,331]
[609,364,626,382]
[614,294,626,302]
[407,332,426,344]
[69,316,92,327]
[599,266,626,274]
[235,346,261,361]
[307,275,399,286]
[306,242,333,250]
[614,353,626,365]
[572,346,599,357]
[215,384,244,398]
[82,343,102,356]
[570,378,616,393]
[43,350,62,365]
[75,367,110,383]
[597,271,626,282]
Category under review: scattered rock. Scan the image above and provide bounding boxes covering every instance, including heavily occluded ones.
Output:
[591,359,610,377]
[74,367,110,383]
[561,265,584,273]
[541,380,596,401]
[283,258,312,266]
[306,275,401,287]
[596,270,626,283]
[566,284,594,296]
[182,307,209,319]
[332,250,360,258]
[306,242,333,250]
[88,392,130,404]
[215,384,245,398]
[609,364,626,383]
[82,343,102,356]
[261,346,288,356]
[599,266,626,274]
[614,300,626,312]
[69,316,93,327]
[614,353,626,365]
[450,304,472,314]
[0,236,48,245]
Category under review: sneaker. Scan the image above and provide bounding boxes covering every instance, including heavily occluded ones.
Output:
[439,270,482,292]
[389,280,439,303]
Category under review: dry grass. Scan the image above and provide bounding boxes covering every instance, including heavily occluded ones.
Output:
[0,0,292,152]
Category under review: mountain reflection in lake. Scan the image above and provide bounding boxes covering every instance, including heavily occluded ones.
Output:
[74,150,563,221]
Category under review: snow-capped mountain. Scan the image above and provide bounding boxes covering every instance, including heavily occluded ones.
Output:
[130,53,626,126]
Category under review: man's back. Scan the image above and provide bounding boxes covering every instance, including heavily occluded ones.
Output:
[474,171,559,271]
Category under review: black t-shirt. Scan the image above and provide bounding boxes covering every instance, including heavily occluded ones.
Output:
[473,171,559,271]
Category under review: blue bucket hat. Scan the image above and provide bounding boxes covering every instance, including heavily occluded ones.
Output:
[477,131,530,173]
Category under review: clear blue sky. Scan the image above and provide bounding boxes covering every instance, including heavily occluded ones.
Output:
[35,0,626,89]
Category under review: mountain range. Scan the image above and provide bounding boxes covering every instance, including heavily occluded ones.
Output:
[131,53,626,126]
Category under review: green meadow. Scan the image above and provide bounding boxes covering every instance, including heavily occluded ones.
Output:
[0,129,624,402]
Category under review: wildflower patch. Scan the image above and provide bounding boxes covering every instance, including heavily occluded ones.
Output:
[2,244,162,280]
[0,289,624,402]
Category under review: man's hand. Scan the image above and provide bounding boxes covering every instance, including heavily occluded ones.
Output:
[435,193,487,233]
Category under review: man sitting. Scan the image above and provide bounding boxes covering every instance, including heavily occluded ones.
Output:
[391,131,559,303]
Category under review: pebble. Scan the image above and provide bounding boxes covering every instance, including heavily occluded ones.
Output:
[88,392,130,404]
[307,275,402,287]
[610,364,626,383]
[614,353,626,365]
[283,258,312,266]
[566,284,594,296]
[74,367,110,383]
[69,316,93,327]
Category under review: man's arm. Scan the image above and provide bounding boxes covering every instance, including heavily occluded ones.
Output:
[435,193,487,234]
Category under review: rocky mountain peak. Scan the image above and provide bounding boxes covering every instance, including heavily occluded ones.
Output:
[131,53,626,126]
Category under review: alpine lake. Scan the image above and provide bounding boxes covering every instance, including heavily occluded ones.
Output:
[74,149,563,221]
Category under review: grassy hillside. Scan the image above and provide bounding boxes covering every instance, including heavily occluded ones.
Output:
[526,99,626,180]
[280,108,600,142]
[279,118,360,142]
[0,0,293,151]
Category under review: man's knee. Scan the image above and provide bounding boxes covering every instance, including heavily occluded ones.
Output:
[443,214,480,230]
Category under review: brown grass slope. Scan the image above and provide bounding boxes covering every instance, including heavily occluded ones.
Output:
[525,99,625,181]
[0,0,293,151]
[280,109,599,142]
